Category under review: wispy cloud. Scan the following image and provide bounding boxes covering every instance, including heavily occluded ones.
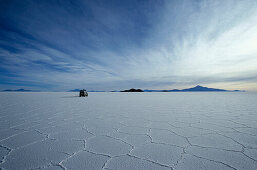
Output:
[0,0,257,91]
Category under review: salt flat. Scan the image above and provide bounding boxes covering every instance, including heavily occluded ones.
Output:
[0,92,257,170]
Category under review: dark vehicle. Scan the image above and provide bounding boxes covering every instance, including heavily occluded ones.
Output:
[79,89,88,97]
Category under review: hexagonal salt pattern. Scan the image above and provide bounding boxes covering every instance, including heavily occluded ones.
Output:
[0,92,257,170]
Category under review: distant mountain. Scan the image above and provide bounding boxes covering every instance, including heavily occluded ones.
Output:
[2,89,32,92]
[121,88,143,92]
[180,85,227,92]
[144,85,242,92]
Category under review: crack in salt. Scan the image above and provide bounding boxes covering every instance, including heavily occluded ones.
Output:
[189,153,238,170]
[127,154,173,170]
[0,144,12,165]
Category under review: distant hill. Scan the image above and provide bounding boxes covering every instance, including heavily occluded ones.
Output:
[121,88,143,92]
[180,85,227,92]
[143,85,242,92]
[2,89,32,92]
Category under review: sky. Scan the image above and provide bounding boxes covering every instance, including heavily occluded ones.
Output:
[1,0,257,91]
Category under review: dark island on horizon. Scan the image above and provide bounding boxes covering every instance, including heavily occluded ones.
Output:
[121,88,144,92]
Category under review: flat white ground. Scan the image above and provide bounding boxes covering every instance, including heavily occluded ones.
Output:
[0,92,257,170]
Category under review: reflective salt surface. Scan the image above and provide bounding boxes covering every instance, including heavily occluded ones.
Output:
[0,92,257,170]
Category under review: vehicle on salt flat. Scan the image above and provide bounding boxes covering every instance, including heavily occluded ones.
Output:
[79,89,88,97]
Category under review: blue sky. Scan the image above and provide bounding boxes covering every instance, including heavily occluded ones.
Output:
[1,0,257,91]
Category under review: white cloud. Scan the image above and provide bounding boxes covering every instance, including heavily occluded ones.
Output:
[111,0,257,90]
